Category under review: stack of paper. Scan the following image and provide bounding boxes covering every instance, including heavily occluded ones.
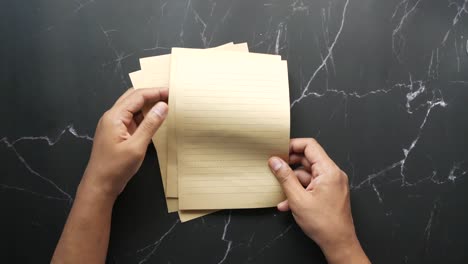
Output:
[129,42,290,222]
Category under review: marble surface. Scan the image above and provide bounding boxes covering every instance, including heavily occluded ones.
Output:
[1,0,468,263]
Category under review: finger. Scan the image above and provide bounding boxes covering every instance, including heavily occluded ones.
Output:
[277,200,290,212]
[118,88,169,115]
[114,87,135,106]
[289,153,312,170]
[269,157,304,201]
[294,168,312,187]
[290,138,336,167]
[131,102,168,147]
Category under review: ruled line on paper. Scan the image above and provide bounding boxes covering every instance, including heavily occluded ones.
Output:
[181,110,282,113]
[184,123,277,126]
[183,88,281,92]
[181,160,268,163]
[185,178,276,183]
[184,157,265,161]
[181,172,269,175]
[183,164,272,168]
[183,142,275,147]
[184,102,276,105]
[182,149,273,152]
[183,129,282,132]
[182,95,281,99]
[183,185,280,189]
[181,191,283,195]
[181,75,281,81]
[183,116,283,119]
[184,71,282,76]
[183,136,284,139]
[182,151,274,155]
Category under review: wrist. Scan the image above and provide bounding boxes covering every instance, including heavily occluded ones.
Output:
[77,176,118,206]
[320,234,369,264]
[80,164,123,200]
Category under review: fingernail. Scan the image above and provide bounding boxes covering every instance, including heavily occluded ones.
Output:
[269,157,283,171]
[151,102,168,118]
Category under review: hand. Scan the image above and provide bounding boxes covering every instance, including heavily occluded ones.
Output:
[268,138,369,264]
[82,88,168,199]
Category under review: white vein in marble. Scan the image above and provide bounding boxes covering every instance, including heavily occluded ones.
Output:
[0,124,93,203]
[137,219,180,264]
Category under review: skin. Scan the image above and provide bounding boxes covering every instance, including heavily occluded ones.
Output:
[268,139,370,264]
[52,88,169,264]
[52,88,370,264]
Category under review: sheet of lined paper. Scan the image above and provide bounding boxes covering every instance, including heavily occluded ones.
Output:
[171,49,290,210]
[165,44,250,199]
[130,43,250,221]
[129,70,175,212]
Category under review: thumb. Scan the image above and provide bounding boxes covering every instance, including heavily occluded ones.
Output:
[132,101,168,146]
[269,157,304,202]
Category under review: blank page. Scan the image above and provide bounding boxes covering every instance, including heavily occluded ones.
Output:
[171,49,290,210]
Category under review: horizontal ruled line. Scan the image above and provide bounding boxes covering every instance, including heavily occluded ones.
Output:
[183,142,277,146]
[184,71,282,76]
[183,129,281,133]
[182,110,281,113]
[180,80,282,88]
[183,144,279,148]
[183,185,279,188]
[182,88,281,92]
[180,171,268,175]
[183,116,282,119]
[184,102,276,105]
[184,135,283,139]
[183,165,268,168]
[181,191,283,194]
[183,177,273,181]
[181,78,281,83]
[182,150,274,153]
[182,95,280,99]
[183,147,271,149]
[181,159,267,162]
[182,154,273,156]
[183,123,276,126]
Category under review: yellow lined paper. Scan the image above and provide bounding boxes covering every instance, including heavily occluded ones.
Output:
[170,49,290,210]
[129,43,250,221]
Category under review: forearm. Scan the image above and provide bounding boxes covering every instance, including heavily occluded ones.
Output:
[321,235,370,264]
[52,179,116,264]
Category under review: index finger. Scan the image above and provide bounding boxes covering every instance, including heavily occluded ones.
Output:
[113,87,135,106]
[289,138,336,167]
[116,88,168,115]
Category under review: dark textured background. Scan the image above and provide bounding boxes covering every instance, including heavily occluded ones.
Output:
[1,0,467,263]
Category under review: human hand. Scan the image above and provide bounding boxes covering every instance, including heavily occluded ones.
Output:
[81,88,168,200]
[268,138,369,264]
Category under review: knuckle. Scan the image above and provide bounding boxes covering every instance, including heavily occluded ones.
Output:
[127,90,144,105]
[340,170,349,185]
[100,111,112,123]
[307,138,319,146]
[329,168,348,185]
[135,93,145,105]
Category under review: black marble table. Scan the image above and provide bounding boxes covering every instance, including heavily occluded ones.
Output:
[2,0,468,263]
